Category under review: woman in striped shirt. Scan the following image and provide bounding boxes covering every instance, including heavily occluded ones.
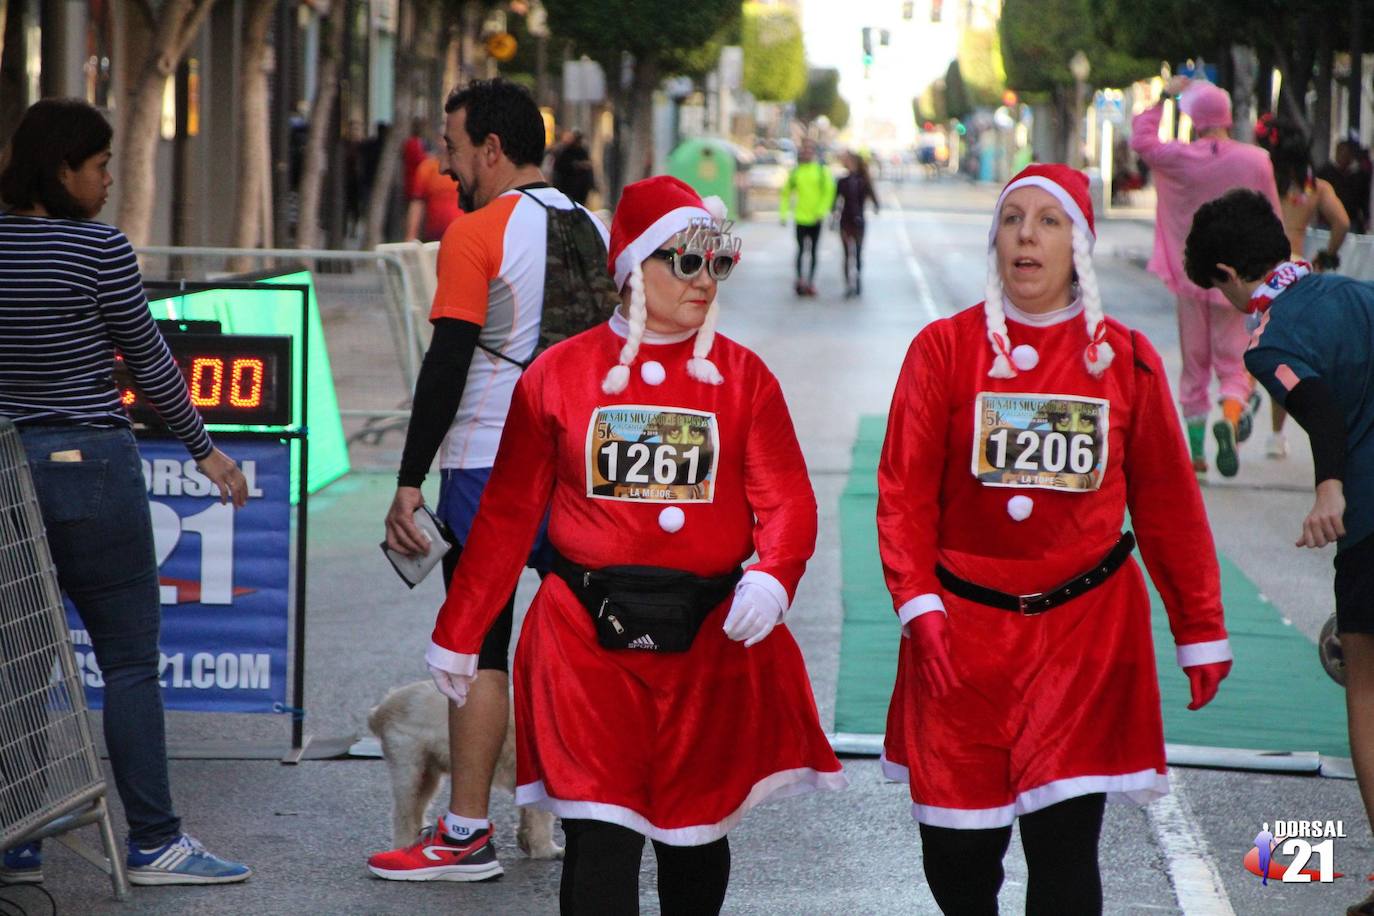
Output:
[0,98,251,886]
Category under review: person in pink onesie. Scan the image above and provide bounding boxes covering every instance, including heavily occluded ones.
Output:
[1131,76,1282,476]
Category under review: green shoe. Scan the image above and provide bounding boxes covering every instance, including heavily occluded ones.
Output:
[1186,419,1207,467]
[1213,419,1239,477]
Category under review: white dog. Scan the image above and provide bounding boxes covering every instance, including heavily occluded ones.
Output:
[368,680,561,858]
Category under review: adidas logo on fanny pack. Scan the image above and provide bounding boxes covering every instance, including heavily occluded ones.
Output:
[627,634,659,650]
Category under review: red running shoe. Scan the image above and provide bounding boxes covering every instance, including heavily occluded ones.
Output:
[366,825,504,882]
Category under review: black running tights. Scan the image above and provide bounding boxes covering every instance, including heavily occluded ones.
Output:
[841,223,865,285]
[795,223,821,282]
[918,793,1106,916]
[559,818,730,915]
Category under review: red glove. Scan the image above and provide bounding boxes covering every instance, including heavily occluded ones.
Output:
[909,612,957,698]
[1184,660,1232,710]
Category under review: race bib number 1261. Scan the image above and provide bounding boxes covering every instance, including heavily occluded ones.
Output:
[971,392,1109,491]
[585,405,719,502]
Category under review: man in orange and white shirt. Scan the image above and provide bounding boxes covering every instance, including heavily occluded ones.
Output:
[374,79,609,882]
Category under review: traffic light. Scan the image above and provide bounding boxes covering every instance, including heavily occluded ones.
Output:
[902,0,914,19]
[861,27,874,69]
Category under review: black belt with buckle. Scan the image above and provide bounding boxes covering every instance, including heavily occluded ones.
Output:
[935,531,1137,616]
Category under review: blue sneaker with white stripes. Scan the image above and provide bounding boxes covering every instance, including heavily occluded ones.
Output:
[0,842,42,884]
[126,834,251,885]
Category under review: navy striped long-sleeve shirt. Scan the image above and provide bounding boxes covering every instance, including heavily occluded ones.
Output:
[0,214,213,459]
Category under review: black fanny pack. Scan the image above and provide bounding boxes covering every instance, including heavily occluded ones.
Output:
[552,551,742,652]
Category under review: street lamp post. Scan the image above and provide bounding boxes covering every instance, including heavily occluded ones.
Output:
[1069,51,1091,168]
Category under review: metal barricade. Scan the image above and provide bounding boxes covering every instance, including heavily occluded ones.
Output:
[1306,228,1374,280]
[0,419,129,899]
[135,246,432,467]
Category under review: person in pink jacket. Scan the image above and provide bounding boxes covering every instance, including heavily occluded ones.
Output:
[1131,76,1282,477]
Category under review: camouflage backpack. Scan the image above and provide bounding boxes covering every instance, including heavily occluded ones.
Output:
[478,188,618,369]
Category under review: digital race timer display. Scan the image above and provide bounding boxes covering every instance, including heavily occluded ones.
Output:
[116,332,294,427]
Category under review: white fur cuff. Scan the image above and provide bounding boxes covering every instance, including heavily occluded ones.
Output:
[1176,639,1232,668]
[739,569,791,616]
[426,641,479,677]
[897,593,946,625]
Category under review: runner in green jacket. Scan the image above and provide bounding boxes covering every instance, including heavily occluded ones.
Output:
[780,141,837,296]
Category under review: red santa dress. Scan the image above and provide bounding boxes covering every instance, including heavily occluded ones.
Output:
[877,300,1230,828]
[428,311,846,845]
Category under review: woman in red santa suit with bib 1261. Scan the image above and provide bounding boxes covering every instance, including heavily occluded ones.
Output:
[877,163,1232,915]
[419,175,845,915]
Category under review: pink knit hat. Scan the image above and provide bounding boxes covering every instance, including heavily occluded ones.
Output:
[1180,81,1232,132]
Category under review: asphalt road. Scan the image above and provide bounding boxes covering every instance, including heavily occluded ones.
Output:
[8,176,1369,916]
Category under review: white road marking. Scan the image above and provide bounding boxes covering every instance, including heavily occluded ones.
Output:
[1147,769,1237,915]
[887,190,941,323]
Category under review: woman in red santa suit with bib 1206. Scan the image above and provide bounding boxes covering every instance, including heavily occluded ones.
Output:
[877,163,1232,915]
[421,175,845,915]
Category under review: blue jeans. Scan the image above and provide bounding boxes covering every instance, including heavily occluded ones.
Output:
[17,425,180,847]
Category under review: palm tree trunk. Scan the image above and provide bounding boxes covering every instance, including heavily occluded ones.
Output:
[296,0,344,250]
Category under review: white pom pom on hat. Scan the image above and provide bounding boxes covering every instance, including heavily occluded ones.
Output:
[1007,495,1034,522]
[603,176,727,389]
[984,163,1114,379]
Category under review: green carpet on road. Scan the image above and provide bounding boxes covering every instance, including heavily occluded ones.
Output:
[834,415,1351,758]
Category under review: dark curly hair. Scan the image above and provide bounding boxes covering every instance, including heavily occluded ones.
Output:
[0,98,112,218]
[1253,113,1313,197]
[444,79,544,167]
[1184,189,1290,288]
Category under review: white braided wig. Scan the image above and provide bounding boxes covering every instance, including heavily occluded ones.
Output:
[603,195,734,394]
[984,174,1113,379]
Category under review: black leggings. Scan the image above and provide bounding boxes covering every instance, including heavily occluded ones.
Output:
[841,221,865,285]
[795,223,821,282]
[918,793,1106,916]
[559,819,730,915]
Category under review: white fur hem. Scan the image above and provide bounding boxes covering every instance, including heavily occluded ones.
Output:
[1176,639,1232,668]
[425,642,478,677]
[880,755,1169,829]
[515,767,849,846]
[897,594,946,626]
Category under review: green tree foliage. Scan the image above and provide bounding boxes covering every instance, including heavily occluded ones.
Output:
[544,0,737,70]
[660,11,743,82]
[741,1,805,102]
[543,0,740,195]
[797,67,849,126]
[1000,0,1154,97]
[957,25,1005,109]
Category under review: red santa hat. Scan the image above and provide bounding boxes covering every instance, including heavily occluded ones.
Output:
[603,176,728,394]
[983,163,1113,378]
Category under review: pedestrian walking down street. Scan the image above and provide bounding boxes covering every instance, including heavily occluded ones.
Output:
[1253,114,1350,460]
[878,164,1231,916]
[780,140,836,297]
[370,78,613,884]
[834,151,879,298]
[1131,76,1282,477]
[0,98,251,888]
[1186,189,1374,916]
[421,175,845,915]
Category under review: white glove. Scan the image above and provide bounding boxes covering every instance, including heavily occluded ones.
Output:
[722,580,787,647]
[429,664,476,706]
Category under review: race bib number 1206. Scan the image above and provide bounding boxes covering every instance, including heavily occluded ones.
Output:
[586,405,719,502]
[971,392,1109,491]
